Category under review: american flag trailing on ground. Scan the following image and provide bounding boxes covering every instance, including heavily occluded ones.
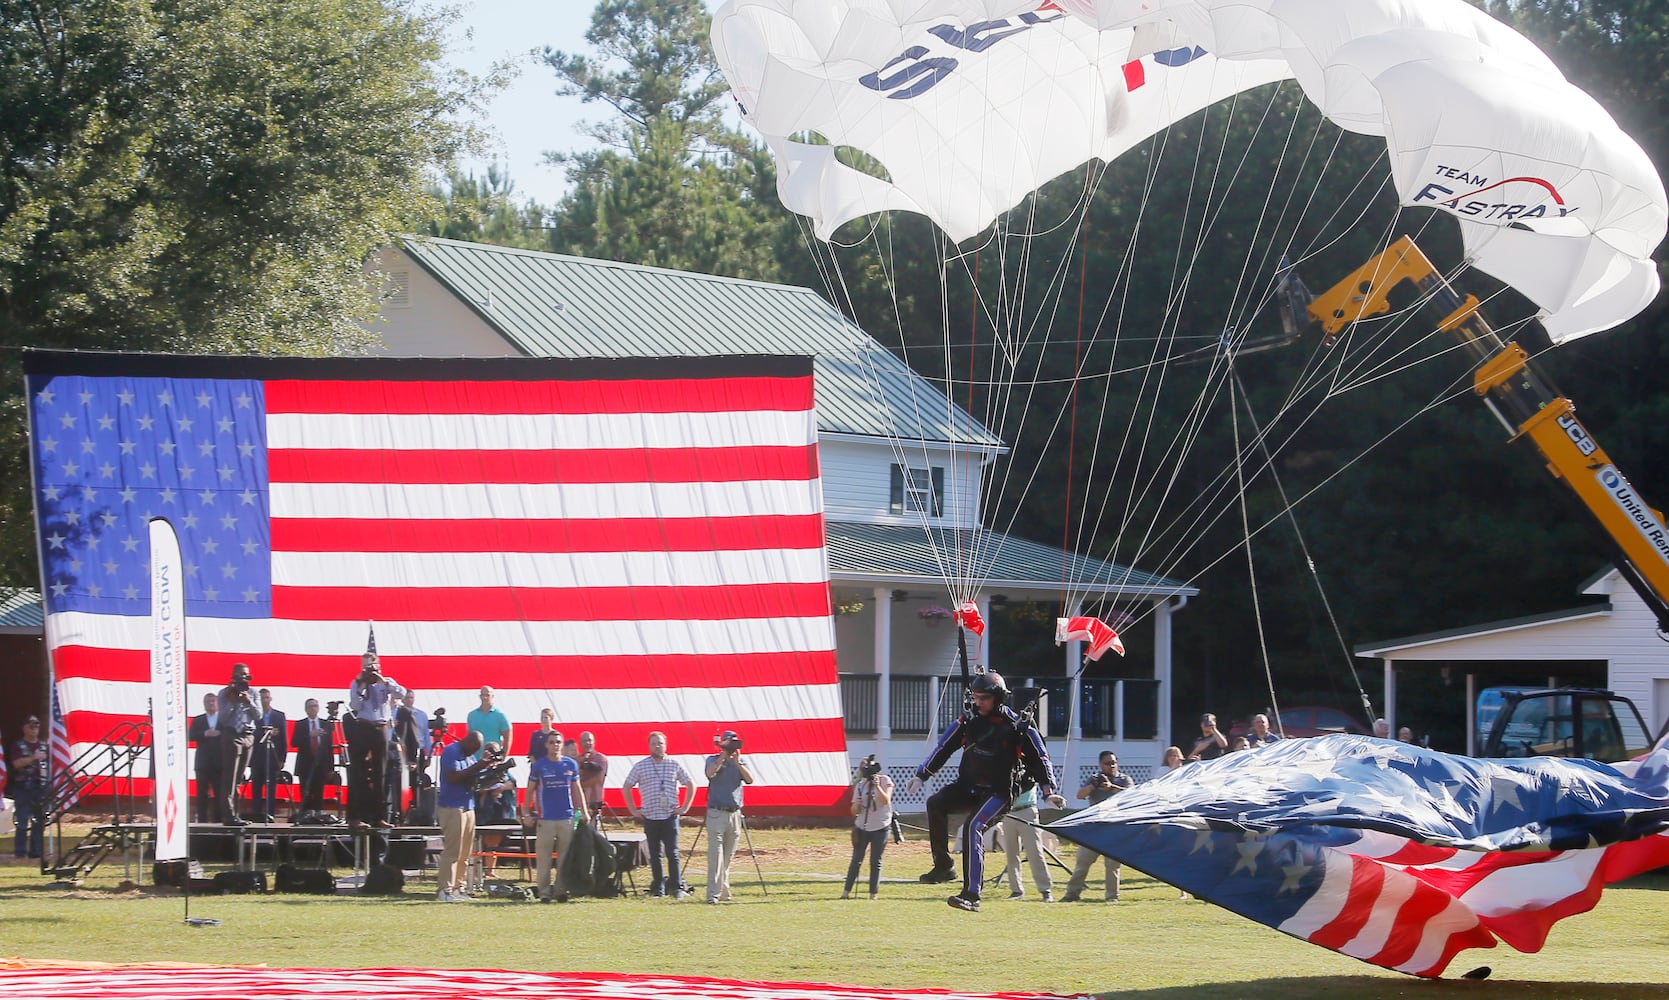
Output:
[1049,734,1669,978]
[25,351,849,812]
[0,963,1087,1000]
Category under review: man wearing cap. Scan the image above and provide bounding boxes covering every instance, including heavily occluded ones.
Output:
[703,730,754,904]
[216,663,260,826]
[8,715,49,858]
[1188,712,1229,761]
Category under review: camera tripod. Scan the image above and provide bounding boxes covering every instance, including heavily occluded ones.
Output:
[684,810,769,897]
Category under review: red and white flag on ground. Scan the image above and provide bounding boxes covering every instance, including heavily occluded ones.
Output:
[27,353,851,813]
[1055,615,1125,660]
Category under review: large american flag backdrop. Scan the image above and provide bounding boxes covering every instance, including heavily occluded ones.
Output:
[24,351,850,812]
[1050,734,1669,978]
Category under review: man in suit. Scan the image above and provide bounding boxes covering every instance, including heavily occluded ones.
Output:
[249,688,288,822]
[189,692,222,823]
[290,698,333,816]
[393,690,431,821]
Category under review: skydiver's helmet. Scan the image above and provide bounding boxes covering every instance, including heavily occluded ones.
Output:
[969,671,1008,706]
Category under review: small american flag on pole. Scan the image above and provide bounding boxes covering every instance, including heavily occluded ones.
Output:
[50,686,77,810]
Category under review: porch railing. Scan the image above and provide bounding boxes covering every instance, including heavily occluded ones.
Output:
[838,674,1160,740]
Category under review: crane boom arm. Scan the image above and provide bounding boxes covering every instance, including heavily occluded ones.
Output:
[1301,236,1669,631]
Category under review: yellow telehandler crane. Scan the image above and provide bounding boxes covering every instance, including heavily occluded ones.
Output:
[1283,236,1669,759]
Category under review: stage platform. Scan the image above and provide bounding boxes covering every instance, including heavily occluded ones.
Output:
[70,821,651,885]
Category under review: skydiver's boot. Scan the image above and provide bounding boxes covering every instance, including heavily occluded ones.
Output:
[946,891,980,912]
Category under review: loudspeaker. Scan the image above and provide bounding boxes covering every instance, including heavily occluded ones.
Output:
[405,788,436,826]
[360,862,405,896]
[274,863,336,895]
[383,838,426,870]
[152,859,205,887]
[212,869,268,894]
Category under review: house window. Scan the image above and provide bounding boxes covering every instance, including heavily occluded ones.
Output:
[890,464,944,517]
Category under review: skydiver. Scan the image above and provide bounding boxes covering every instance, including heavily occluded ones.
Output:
[906,672,1063,912]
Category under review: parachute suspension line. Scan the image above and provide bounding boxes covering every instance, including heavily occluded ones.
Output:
[1229,366,1372,733]
[1228,363,1284,738]
[1058,122,1203,609]
[1069,82,1319,612]
[1060,177,1091,612]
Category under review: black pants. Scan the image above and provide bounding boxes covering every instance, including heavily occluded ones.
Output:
[345,719,389,824]
[298,756,328,812]
[250,738,284,819]
[194,766,221,823]
[925,781,1011,898]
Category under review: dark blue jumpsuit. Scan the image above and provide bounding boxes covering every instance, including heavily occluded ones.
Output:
[915,704,1057,899]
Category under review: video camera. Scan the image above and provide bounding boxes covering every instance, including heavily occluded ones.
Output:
[429,707,448,733]
[325,700,344,722]
[859,754,882,779]
[472,742,516,792]
[714,731,743,753]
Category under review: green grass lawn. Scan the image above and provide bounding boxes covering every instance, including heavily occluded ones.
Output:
[0,823,1665,998]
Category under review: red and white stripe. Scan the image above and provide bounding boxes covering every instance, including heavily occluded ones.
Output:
[1278,828,1669,975]
[48,371,852,812]
[0,964,1087,1000]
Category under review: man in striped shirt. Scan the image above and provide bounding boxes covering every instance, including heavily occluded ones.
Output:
[622,732,695,899]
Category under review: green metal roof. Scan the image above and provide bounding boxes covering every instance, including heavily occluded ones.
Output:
[0,588,43,629]
[398,237,1002,447]
[826,522,1195,597]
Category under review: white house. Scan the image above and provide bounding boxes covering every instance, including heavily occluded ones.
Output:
[1356,567,1669,754]
[363,237,1199,787]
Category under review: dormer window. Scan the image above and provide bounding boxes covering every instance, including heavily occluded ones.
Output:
[890,464,944,517]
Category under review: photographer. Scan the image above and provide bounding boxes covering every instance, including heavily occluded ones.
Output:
[841,754,894,900]
[1060,750,1133,902]
[290,699,333,815]
[474,747,519,881]
[906,671,1064,913]
[216,663,259,826]
[1188,712,1229,761]
[702,730,754,904]
[434,730,494,902]
[346,650,406,829]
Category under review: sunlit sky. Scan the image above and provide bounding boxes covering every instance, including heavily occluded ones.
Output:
[444,0,723,209]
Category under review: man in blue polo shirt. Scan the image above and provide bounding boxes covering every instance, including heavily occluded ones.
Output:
[527,729,589,903]
[435,731,491,902]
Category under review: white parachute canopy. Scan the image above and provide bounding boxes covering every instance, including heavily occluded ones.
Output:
[712,0,1666,341]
